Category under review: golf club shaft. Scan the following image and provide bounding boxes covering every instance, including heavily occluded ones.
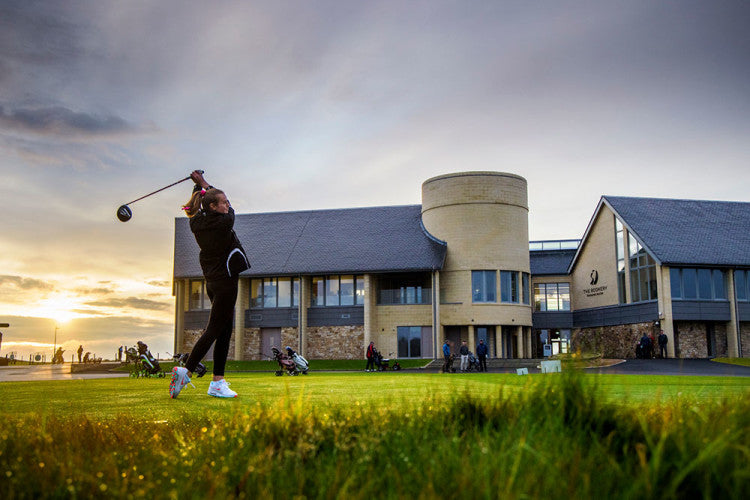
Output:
[124,170,204,206]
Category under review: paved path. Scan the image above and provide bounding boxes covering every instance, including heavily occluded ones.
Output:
[591,359,750,377]
[0,364,129,382]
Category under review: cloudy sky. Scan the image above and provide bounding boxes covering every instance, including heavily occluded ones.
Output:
[1,1,748,360]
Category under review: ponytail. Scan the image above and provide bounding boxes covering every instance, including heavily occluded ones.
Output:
[181,187,225,217]
[181,190,203,218]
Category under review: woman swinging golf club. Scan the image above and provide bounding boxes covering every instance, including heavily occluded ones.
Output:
[170,170,250,399]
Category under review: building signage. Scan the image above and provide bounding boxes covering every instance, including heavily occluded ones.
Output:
[584,269,608,297]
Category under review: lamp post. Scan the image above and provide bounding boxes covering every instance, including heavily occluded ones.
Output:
[53,326,60,358]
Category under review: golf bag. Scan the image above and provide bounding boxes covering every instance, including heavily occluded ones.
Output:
[442,353,457,373]
[129,341,164,378]
[285,346,309,375]
[172,353,207,377]
[272,347,299,376]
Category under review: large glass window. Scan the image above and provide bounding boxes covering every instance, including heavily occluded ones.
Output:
[189,280,208,310]
[670,268,727,301]
[250,277,300,308]
[500,271,521,303]
[472,271,497,303]
[278,278,292,307]
[736,270,748,301]
[628,235,657,302]
[397,326,422,358]
[534,283,570,311]
[263,278,277,308]
[522,273,530,305]
[378,273,431,305]
[311,275,365,306]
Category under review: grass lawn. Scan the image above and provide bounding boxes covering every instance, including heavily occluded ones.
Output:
[1,371,749,499]
[713,357,750,367]
[1,372,749,420]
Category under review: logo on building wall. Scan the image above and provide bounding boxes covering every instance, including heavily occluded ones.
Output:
[584,269,607,297]
[590,270,599,285]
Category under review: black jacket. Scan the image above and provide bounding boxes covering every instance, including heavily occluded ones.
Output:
[190,206,250,281]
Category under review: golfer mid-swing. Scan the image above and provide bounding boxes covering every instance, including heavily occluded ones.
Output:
[170,170,250,398]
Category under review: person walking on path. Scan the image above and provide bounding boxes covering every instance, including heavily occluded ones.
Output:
[365,342,376,372]
[658,330,668,358]
[77,345,83,364]
[459,340,469,372]
[476,339,488,372]
[169,171,250,399]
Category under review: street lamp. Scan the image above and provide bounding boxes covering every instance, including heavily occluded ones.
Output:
[54,326,60,357]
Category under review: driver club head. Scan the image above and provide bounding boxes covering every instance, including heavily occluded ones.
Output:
[117,205,133,222]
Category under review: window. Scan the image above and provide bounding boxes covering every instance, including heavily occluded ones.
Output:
[472,271,497,303]
[628,235,657,302]
[378,273,431,305]
[250,277,300,308]
[263,278,277,308]
[397,326,423,358]
[534,283,570,311]
[522,273,530,305]
[736,270,748,301]
[311,275,366,306]
[189,280,208,310]
[500,271,521,303]
[534,284,547,311]
[670,268,727,301]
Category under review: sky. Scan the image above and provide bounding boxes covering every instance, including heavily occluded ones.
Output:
[1,0,749,360]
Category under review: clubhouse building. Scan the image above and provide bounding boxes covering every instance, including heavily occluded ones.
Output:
[172,171,750,360]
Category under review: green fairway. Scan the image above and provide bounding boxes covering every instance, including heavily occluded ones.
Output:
[2,372,749,499]
[1,372,748,419]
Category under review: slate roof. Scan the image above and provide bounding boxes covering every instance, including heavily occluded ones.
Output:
[174,205,447,278]
[530,249,577,276]
[604,196,750,267]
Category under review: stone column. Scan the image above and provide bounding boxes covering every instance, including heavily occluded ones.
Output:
[659,266,677,358]
[727,270,740,358]
[174,279,185,354]
[233,278,248,360]
[525,326,532,358]
[363,274,376,359]
[516,325,524,358]
[468,325,475,354]
[299,276,310,357]
[432,271,441,359]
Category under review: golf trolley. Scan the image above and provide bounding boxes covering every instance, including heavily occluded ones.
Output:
[126,341,165,378]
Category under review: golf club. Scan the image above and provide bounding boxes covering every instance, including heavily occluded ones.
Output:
[116,170,204,222]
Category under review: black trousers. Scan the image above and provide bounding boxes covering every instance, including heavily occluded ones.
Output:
[478,355,487,372]
[366,357,375,371]
[186,276,238,377]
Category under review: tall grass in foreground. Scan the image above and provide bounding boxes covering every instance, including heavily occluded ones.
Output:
[1,372,748,499]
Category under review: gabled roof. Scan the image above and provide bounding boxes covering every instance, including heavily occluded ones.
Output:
[530,249,577,276]
[569,195,750,271]
[174,205,447,278]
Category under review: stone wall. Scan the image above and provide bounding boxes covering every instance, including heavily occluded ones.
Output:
[236,328,260,360]
[675,321,728,358]
[180,329,203,355]
[741,323,750,358]
[281,328,300,352]
[572,322,656,359]
[306,326,364,359]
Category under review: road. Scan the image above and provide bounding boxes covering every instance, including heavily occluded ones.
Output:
[0,363,129,382]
